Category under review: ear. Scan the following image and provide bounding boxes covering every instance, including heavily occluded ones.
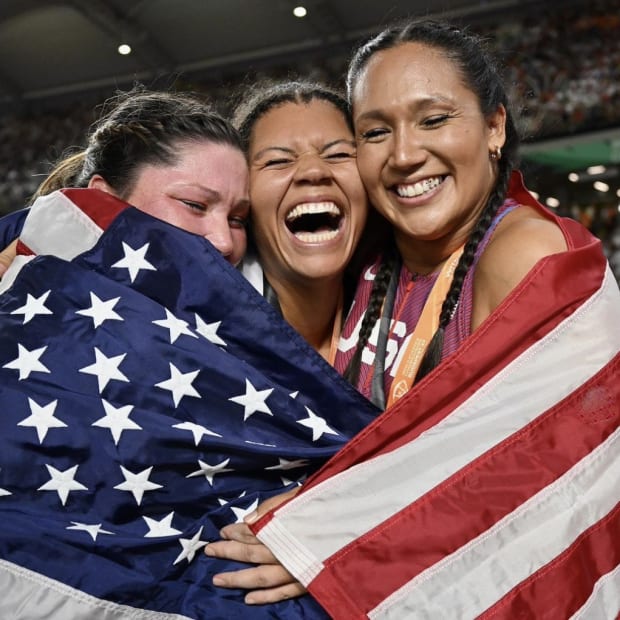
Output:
[486,103,507,151]
[87,175,118,197]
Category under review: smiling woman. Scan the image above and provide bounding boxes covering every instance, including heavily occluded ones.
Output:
[234,81,368,362]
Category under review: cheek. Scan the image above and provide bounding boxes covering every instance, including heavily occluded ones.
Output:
[231,229,247,266]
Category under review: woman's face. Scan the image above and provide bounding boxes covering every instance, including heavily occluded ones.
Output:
[91,140,250,266]
[351,42,505,258]
[248,99,368,285]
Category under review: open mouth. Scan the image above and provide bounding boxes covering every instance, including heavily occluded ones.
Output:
[285,202,343,243]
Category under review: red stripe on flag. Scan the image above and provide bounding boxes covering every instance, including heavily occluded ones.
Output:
[61,188,129,230]
[308,354,620,615]
[298,231,606,489]
[481,501,620,619]
[16,240,34,256]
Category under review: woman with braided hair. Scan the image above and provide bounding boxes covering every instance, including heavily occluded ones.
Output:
[334,19,567,406]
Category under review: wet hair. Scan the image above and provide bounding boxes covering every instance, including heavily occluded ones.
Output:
[32,86,243,202]
[344,19,520,387]
[231,79,352,150]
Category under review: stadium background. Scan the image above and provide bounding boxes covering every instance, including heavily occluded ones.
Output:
[0,0,618,278]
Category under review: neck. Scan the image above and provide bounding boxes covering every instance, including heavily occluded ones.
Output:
[394,229,471,276]
[265,273,342,362]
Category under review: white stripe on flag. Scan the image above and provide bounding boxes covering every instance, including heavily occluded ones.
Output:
[259,268,620,583]
[0,559,193,620]
[570,563,620,620]
[21,191,104,259]
[369,427,620,619]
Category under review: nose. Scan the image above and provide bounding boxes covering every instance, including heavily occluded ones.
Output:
[293,152,333,185]
[389,126,426,170]
[203,215,234,261]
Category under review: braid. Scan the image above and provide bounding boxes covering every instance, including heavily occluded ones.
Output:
[343,245,397,387]
[415,162,513,383]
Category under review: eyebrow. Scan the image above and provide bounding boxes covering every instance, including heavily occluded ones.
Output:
[252,138,356,162]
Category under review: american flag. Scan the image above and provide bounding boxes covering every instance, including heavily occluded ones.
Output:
[255,175,620,619]
[0,189,380,619]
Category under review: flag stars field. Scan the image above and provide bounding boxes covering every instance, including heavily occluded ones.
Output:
[142,512,182,538]
[229,378,274,421]
[297,407,338,441]
[67,521,114,542]
[111,241,157,282]
[172,421,222,445]
[152,308,198,344]
[79,347,129,393]
[186,458,233,486]
[91,399,142,445]
[10,290,53,324]
[173,526,208,565]
[194,315,227,346]
[38,464,88,506]
[75,292,123,328]
[114,465,163,505]
[18,397,66,443]
[155,363,201,407]
[3,344,50,380]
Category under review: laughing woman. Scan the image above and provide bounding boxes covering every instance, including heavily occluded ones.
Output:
[234,80,369,363]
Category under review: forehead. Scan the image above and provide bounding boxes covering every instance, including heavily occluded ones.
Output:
[352,42,466,107]
[250,99,351,150]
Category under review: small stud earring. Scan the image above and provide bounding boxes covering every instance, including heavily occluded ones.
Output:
[490,145,502,161]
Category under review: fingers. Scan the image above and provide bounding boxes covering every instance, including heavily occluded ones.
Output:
[219,522,257,544]
[0,240,18,277]
[245,582,307,605]
[211,563,301,594]
[205,539,276,565]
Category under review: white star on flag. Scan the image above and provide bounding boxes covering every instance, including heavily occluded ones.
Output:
[194,315,227,347]
[143,512,182,538]
[173,526,208,565]
[231,498,259,523]
[155,363,201,407]
[186,458,233,486]
[10,290,53,324]
[289,391,299,399]
[67,522,114,542]
[172,421,222,445]
[92,399,142,445]
[17,397,67,443]
[280,476,304,487]
[297,406,339,441]
[111,241,157,282]
[3,344,50,380]
[229,379,274,421]
[114,466,162,505]
[0,469,11,497]
[152,308,198,344]
[75,292,123,328]
[79,347,129,393]
[38,464,88,506]
[265,457,309,471]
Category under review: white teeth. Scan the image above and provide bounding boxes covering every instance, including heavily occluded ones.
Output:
[295,230,339,243]
[286,202,341,221]
[396,176,443,198]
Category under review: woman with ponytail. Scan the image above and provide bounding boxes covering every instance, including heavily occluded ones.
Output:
[335,19,567,407]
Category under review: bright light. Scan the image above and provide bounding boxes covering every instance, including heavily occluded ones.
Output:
[529,190,539,200]
[293,6,307,17]
[118,43,132,55]
[617,188,620,198]
[586,165,606,175]
[545,197,560,208]
[593,180,609,192]
[568,172,579,182]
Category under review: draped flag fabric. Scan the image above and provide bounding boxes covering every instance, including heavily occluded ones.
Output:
[0,189,381,619]
[255,174,620,619]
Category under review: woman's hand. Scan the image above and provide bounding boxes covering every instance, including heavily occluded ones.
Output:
[205,488,307,604]
[0,240,18,277]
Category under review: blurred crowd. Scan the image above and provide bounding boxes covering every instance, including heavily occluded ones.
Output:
[0,0,619,278]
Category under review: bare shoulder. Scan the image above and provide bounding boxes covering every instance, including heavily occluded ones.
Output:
[471,205,568,329]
